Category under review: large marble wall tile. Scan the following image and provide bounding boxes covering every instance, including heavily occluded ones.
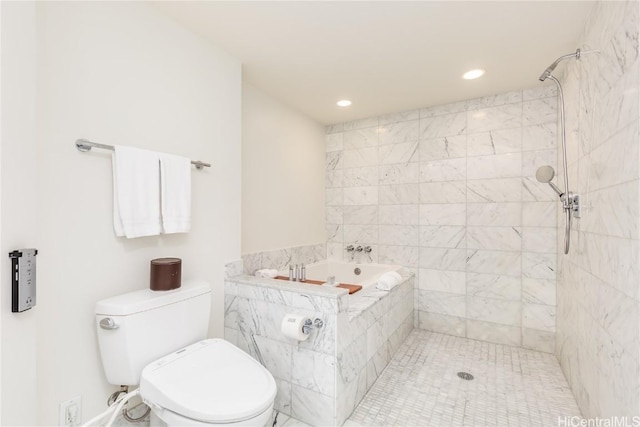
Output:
[379,163,419,185]
[522,84,557,101]
[522,252,556,280]
[342,166,379,187]
[467,128,521,156]
[419,248,467,272]
[467,178,522,203]
[343,206,378,225]
[466,273,521,301]
[343,225,378,244]
[379,204,419,225]
[379,109,420,125]
[326,206,344,225]
[522,149,557,177]
[378,120,420,145]
[522,227,557,253]
[522,277,556,305]
[522,97,558,126]
[466,296,521,326]
[420,112,467,138]
[419,181,466,203]
[378,225,419,246]
[326,132,343,152]
[522,303,556,332]
[344,117,379,131]
[420,225,466,248]
[467,203,521,226]
[343,128,378,150]
[467,104,522,133]
[418,290,466,317]
[522,177,558,202]
[420,101,468,118]
[417,311,466,337]
[378,245,420,267]
[522,328,555,353]
[419,135,467,161]
[522,123,557,152]
[466,319,521,347]
[343,186,378,206]
[342,147,379,168]
[467,90,522,109]
[467,153,522,180]
[466,226,522,251]
[420,203,466,226]
[326,188,343,206]
[418,268,466,293]
[379,183,420,205]
[291,385,335,426]
[291,348,336,396]
[466,249,522,276]
[523,202,557,227]
[419,158,466,182]
[379,140,419,165]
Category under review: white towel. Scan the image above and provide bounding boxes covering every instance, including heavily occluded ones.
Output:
[112,146,162,238]
[255,269,279,278]
[159,153,191,234]
[376,271,403,291]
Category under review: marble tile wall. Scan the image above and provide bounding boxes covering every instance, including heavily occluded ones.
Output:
[242,243,326,275]
[224,272,414,426]
[556,0,640,418]
[326,87,559,352]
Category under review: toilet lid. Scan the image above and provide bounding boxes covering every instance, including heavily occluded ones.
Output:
[140,339,277,423]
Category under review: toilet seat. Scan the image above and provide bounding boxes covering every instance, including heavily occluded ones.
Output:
[140,339,277,424]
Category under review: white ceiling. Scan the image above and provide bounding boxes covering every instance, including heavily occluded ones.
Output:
[155,1,595,125]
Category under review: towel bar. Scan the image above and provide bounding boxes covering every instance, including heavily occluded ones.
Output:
[75,138,211,170]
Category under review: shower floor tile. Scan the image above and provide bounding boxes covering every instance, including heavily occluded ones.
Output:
[346,329,581,427]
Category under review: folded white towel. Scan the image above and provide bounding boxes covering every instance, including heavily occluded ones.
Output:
[159,153,191,234]
[112,146,162,238]
[255,269,279,278]
[376,271,403,291]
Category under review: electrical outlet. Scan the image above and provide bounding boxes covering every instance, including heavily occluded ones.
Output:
[59,396,82,427]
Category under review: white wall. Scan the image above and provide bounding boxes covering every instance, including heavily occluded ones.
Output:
[1,1,241,424]
[242,83,326,254]
[0,2,38,425]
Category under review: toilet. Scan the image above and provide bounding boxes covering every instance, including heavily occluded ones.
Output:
[95,280,276,426]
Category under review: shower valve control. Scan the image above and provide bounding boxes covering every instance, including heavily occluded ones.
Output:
[9,248,38,313]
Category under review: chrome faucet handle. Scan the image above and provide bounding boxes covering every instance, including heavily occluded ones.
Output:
[346,245,355,252]
[355,246,363,252]
[364,246,372,253]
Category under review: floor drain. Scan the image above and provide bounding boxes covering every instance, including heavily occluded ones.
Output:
[457,372,474,380]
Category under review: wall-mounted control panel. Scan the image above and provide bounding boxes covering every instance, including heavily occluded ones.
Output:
[9,248,38,313]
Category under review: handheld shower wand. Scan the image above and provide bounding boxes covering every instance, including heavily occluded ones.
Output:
[535,48,596,254]
[536,165,579,255]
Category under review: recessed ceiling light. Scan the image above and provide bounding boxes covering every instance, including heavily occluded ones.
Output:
[337,99,352,107]
[462,69,486,80]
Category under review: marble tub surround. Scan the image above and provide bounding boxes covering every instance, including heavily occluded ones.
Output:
[326,86,559,352]
[242,243,326,275]
[555,0,640,418]
[224,269,414,426]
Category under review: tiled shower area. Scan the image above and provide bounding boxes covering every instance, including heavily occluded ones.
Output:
[235,1,639,426]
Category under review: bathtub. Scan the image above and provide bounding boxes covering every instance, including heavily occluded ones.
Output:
[280,260,402,293]
[226,256,414,426]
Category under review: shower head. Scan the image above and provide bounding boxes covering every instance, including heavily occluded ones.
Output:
[536,165,564,197]
[538,49,581,81]
[535,165,555,183]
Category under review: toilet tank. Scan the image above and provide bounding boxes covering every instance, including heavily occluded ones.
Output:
[95,280,211,386]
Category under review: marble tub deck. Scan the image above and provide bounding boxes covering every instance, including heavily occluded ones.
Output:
[276,329,580,427]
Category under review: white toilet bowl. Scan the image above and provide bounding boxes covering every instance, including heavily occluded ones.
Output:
[141,339,277,427]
